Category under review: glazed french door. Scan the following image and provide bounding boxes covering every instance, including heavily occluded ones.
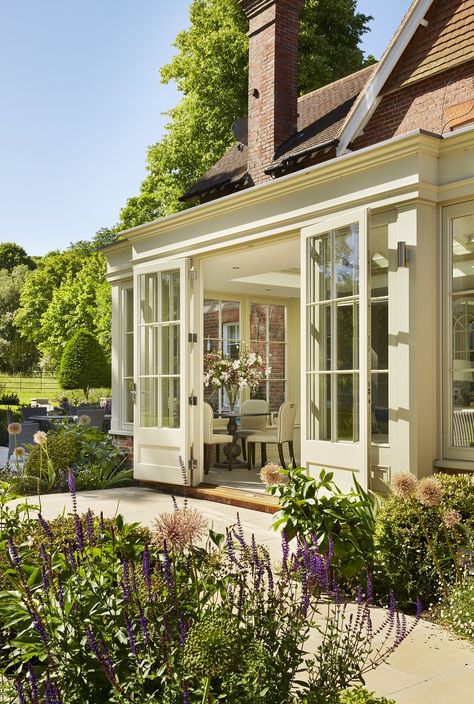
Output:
[301,210,370,490]
[134,259,192,484]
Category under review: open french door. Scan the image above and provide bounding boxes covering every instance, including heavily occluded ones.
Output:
[301,210,370,491]
[133,259,196,485]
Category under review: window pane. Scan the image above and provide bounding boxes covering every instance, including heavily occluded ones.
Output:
[337,374,359,442]
[308,374,331,441]
[161,271,180,322]
[370,225,389,297]
[161,378,180,429]
[140,327,159,376]
[161,324,180,375]
[125,333,133,377]
[250,303,267,340]
[335,225,359,299]
[125,288,134,332]
[140,273,158,324]
[371,301,388,370]
[269,305,286,341]
[372,372,388,443]
[337,302,358,370]
[308,304,331,372]
[452,213,474,293]
[140,378,158,427]
[268,380,286,413]
[269,341,285,380]
[204,300,220,341]
[125,381,134,424]
[452,297,474,367]
[309,234,331,303]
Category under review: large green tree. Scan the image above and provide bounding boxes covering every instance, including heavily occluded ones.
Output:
[0,265,39,373]
[119,0,373,229]
[0,243,35,272]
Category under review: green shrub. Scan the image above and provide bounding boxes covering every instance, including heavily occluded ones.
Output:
[338,687,396,704]
[374,473,474,610]
[438,578,474,643]
[58,329,110,398]
[23,431,79,477]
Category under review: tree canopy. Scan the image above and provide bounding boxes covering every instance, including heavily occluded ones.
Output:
[58,329,110,398]
[0,243,35,272]
[0,265,39,374]
[119,0,373,229]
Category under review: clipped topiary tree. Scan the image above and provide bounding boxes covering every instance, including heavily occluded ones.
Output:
[58,329,110,400]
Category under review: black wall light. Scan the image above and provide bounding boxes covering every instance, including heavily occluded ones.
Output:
[397,241,408,268]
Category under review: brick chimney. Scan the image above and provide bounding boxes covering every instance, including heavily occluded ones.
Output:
[239,0,304,185]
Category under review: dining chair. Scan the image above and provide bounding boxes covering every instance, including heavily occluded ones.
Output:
[203,402,234,473]
[246,401,297,470]
[77,408,106,430]
[21,406,47,421]
[8,422,40,457]
[235,398,269,461]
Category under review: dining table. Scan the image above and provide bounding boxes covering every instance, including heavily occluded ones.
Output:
[213,410,272,469]
[28,414,77,432]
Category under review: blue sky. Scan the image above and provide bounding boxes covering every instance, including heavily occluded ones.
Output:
[0,0,412,256]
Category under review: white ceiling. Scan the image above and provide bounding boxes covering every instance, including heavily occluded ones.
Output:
[202,238,300,298]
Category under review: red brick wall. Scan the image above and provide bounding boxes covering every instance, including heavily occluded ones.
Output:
[240,0,303,184]
[111,434,134,467]
[353,59,474,150]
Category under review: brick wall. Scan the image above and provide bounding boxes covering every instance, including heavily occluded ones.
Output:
[111,434,134,467]
[353,59,474,149]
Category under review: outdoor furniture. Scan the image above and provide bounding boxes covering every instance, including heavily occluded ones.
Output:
[28,414,76,432]
[5,408,14,425]
[235,399,269,461]
[203,402,234,473]
[21,406,47,421]
[76,408,106,430]
[8,421,40,457]
[246,401,297,470]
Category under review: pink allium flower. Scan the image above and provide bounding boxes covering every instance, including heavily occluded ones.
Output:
[33,431,48,445]
[416,477,443,507]
[260,462,285,487]
[78,415,91,426]
[390,471,417,499]
[442,509,462,529]
[7,422,22,435]
[152,508,208,551]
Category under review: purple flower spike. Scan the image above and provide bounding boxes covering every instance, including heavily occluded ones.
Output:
[416,597,423,619]
[226,529,238,565]
[138,601,150,645]
[28,664,39,704]
[67,469,77,513]
[121,561,132,602]
[178,618,187,647]
[85,509,95,544]
[85,625,116,684]
[124,611,139,657]
[14,678,27,704]
[142,544,152,592]
[7,537,21,568]
[38,513,54,541]
[74,514,85,552]
[389,590,396,618]
[281,530,289,570]
[366,572,373,603]
[30,609,49,645]
[67,542,76,571]
[183,686,190,704]
[99,511,105,539]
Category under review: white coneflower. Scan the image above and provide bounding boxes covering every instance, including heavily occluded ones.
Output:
[390,471,417,499]
[78,415,91,426]
[33,431,48,446]
[260,462,285,487]
[416,477,443,507]
[152,508,208,551]
[442,509,462,529]
[7,422,22,435]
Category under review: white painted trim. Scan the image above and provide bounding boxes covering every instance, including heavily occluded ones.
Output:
[337,0,435,156]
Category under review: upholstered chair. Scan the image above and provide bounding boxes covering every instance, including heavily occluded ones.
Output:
[203,402,234,472]
[246,401,297,470]
[235,398,269,461]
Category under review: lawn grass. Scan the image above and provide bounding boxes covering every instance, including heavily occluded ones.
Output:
[0,374,60,405]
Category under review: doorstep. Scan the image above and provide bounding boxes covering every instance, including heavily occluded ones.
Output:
[137,481,279,514]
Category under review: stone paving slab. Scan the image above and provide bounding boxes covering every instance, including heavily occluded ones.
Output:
[9,486,474,704]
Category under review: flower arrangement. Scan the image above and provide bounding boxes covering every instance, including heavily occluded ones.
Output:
[203,346,271,410]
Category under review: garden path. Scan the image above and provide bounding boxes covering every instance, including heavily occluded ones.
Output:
[9,486,474,704]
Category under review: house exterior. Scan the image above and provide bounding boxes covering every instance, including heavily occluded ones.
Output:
[104,0,474,493]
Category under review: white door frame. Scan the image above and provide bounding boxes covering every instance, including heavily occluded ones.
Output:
[301,209,371,490]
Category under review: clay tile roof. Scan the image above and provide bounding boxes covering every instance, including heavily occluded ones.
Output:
[181,63,376,201]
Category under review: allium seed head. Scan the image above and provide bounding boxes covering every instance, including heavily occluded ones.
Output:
[416,476,443,507]
[78,414,91,426]
[7,422,22,435]
[152,507,207,551]
[390,471,417,499]
[442,509,462,528]
[33,431,48,445]
[259,462,285,487]
[13,446,26,458]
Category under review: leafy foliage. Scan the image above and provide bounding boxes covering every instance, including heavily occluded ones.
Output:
[373,473,474,610]
[119,0,373,228]
[0,265,39,373]
[338,688,396,704]
[265,467,376,581]
[438,578,474,643]
[0,242,35,272]
[58,329,110,397]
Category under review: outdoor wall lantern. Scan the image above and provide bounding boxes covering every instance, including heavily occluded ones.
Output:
[397,241,408,268]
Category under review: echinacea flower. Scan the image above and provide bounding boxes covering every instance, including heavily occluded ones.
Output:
[78,414,91,426]
[260,462,285,487]
[442,509,462,528]
[152,508,207,551]
[416,476,443,507]
[7,422,22,435]
[33,431,47,445]
[390,471,417,499]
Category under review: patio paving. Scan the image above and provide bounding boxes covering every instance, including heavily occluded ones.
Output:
[8,486,474,703]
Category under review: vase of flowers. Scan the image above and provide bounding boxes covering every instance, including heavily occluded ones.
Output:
[204,347,271,412]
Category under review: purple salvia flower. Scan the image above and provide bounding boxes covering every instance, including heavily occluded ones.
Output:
[30,608,49,645]
[28,664,39,704]
[327,536,334,562]
[251,534,261,569]
[281,530,289,571]
[138,601,150,645]
[226,529,238,565]
[366,572,373,603]
[237,581,245,614]
[171,495,179,511]
[356,586,363,606]
[416,597,423,619]
[389,590,396,619]
[38,513,54,541]
[266,564,275,593]
[67,469,77,513]
[85,626,116,684]
[67,542,76,571]
[142,544,152,593]
[130,561,138,595]
[40,546,50,592]
[121,561,132,602]
[14,678,27,704]
[235,513,246,547]
[85,509,95,544]
[74,514,85,552]
[109,522,116,543]
[7,537,21,568]
[45,677,62,704]
[124,611,139,657]
[177,455,189,508]
[183,686,190,704]
[99,511,105,539]
[178,618,187,647]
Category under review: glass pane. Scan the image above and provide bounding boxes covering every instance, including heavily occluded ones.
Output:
[161,378,180,428]
[370,225,389,297]
[371,372,388,443]
[125,381,134,424]
[125,333,133,377]
[268,380,286,414]
[452,370,474,410]
[371,301,388,370]
[269,305,286,341]
[337,374,359,442]
[161,324,180,375]
[140,273,158,325]
[337,303,358,370]
[308,374,331,441]
[250,303,267,341]
[222,322,240,359]
[140,377,158,427]
[140,327,159,376]
[309,234,331,303]
[125,287,134,332]
[269,341,285,380]
[452,213,474,293]
[335,224,359,299]
[308,304,331,373]
[161,271,180,322]
[204,299,219,342]
[452,297,474,368]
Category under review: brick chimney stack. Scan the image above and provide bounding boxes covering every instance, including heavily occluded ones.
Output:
[239,0,304,185]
